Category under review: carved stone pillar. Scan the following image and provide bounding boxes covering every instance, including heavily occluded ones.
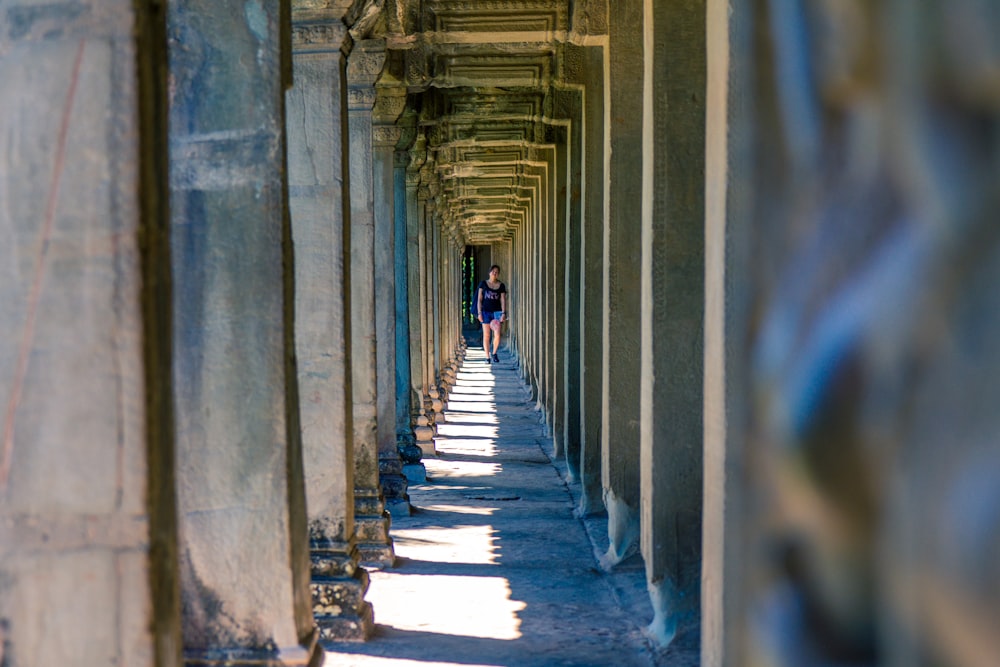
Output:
[408,143,436,450]
[392,143,426,481]
[550,130,569,461]
[414,174,439,452]
[372,118,410,517]
[0,5,180,665]
[640,0,707,647]
[702,3,748,659]
[287,11,374,641]
[168,1,319,663]
[555,81,585,483]
[347,39,394,568]
[599,0,644,569]
[577,45,607,518]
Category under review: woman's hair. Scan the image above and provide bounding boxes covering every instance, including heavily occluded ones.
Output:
[490,264,501,272]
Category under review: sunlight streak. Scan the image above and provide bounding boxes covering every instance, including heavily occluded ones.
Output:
[441,414,499,425]
[367,572,525,640]
[424,459,502,478]
[442,401,497,413]
[434,439,498,456]
[322,658,503,667]
[392,524,499,564]
[419,504,498,516]
[452,384,497,391]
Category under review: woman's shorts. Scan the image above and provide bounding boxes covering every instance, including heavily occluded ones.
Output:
[481,311,503,324]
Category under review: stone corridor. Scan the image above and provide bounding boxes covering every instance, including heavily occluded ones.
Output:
[4,2,1000,666]
[326,343,696,667]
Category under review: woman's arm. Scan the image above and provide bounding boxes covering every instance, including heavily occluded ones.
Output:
[500,292,507,321]
[477,286,485,322]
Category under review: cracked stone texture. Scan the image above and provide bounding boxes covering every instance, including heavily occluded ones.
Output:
[324,345,699,666]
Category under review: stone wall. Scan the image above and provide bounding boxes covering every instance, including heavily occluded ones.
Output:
[705,1,1000,664]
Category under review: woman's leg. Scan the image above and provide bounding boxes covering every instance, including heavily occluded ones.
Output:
[481,321,492,358]
[492,327,501,354]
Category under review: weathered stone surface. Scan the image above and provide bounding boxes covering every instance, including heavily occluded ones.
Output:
[0,4,179,667]
[640,0,706,649]
[598,0,644,571]
[311,550,375,643]
[288,16,375,644]
[348,38,398,566]
[575,45,606,519]
[168,1,316,662]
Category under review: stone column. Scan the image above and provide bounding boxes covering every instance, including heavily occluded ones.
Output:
[392,143,427,481]
[0,5,180,665]
[702,0,748,660]
[286,11,374,642]
[556,82,585,483]
[599,0,644,569]
[418,179,440,433]
[525,173,542,398]
[577,44,607,518]
[347,39,394,568]
[541,143,562,446]
[431,216,442,391]
[551,131,569,460]
[372,119,410,517]
[413,170,437,453]
[168,1,318,663]
[531,167,547,410]
[405,145,429,446]
[640,0,707,647]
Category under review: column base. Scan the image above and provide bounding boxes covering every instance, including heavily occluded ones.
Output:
[354,493,395,569]
[185,628,320,666]
[310,543,375,642]
[599,489,641,570]
[414,411,437,454]
[384,493,411,517]
[403,462,427,483]
[317,601,374,644]
[414,426,436,452]
[644,577,695,649]
[379,451,411,513]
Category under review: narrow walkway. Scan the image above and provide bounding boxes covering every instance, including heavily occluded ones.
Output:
[325,345,666,667]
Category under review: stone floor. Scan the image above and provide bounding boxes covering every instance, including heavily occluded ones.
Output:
[324,343,700,667]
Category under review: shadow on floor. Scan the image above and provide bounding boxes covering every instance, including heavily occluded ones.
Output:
[325,346,699,667]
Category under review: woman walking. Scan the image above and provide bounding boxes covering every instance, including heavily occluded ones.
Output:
[477,264,507,363]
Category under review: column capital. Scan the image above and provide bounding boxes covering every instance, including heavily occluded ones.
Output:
[372,124,403,148]
[373,89,407,125]
[291,18,352,55]
[347,39,386,110]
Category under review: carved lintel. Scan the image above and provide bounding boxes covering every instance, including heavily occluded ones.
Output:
[373,91,408,123]
[372,125,403,147]
[347,40,387,86]
[348,86,377,110]
[291,20,350,54]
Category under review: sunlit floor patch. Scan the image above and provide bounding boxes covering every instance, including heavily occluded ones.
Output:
[324,658,503,667]
[424,459,501,478]
[367,572,525,640]
[454,380,495,388]
[442,413,499,425]
[435,423,498,439]
[418,504,497,516]
[434,439,498,456]
[442,401,497,413]
[392,524,499,564]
